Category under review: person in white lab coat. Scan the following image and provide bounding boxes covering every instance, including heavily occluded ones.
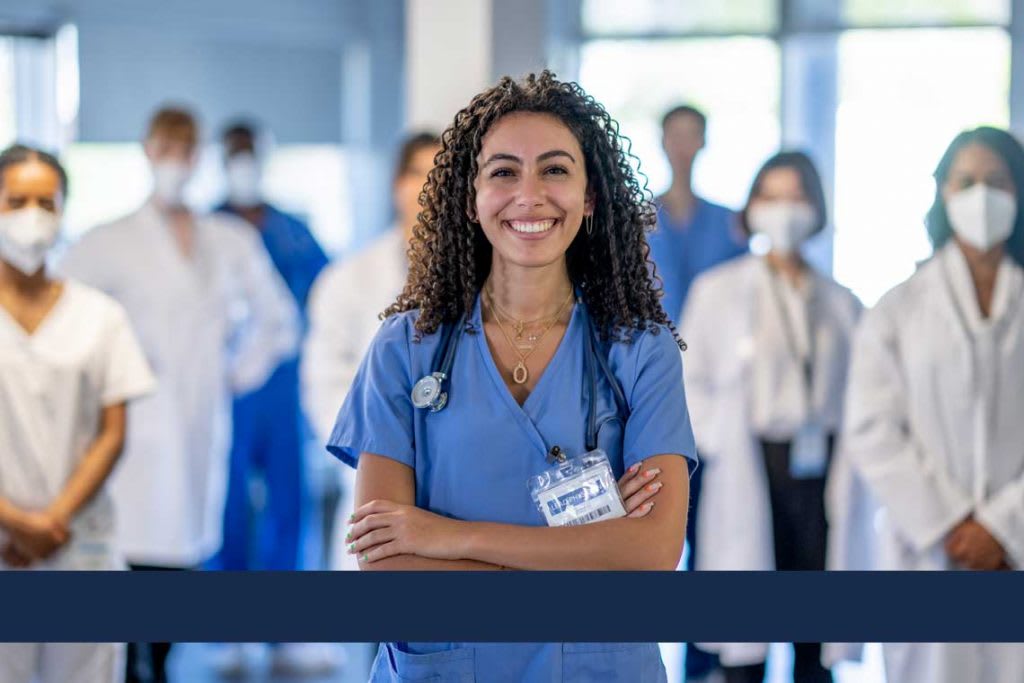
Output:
[680,151,861,683]
[844,126,1024,683]
[302,131,440,570]
[0,145,155,683]
[59,106,299,683]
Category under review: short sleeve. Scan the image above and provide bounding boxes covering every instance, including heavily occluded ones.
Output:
[622,327,698,476]
[326,315,415,470]
[100,302,157,406]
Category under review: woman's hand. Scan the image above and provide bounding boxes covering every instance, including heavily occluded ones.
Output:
[346,500,465,564]
[1,542,33,568]
[945,517,1006,571]
[8,510,71,561]
[618,461,663,518]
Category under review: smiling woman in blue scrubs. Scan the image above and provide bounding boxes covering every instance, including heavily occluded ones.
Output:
[329,71,697,682]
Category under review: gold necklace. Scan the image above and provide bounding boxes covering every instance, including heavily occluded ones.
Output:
[487,291,565,343]
[485,289,574,385]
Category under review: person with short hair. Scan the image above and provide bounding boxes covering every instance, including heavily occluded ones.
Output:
[60,105,299,683]
[844,127,1024,683]
[209,119,333,676]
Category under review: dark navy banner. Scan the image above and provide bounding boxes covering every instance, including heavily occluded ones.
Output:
[1,571,1021,642]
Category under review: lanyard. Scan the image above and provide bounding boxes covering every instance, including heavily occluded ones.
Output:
[764,266,815,392]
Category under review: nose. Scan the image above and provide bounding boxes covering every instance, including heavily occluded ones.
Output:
[516,173,545,208]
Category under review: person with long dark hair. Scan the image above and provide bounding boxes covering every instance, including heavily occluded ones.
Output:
[330,71,696,681]
[844,126,1024,682]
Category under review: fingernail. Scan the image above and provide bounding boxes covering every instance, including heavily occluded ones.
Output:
[361,553,368,562]
[644,468,661,478]
[348,515,355,523]
[347,544,355,554]
[345,533,352,542]
[629,464,640,474]
[647,482,662,492]
[646,502,655,509]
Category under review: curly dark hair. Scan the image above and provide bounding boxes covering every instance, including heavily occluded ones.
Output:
[384,71,680,348]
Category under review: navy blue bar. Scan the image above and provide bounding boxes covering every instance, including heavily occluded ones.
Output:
[1,571,1021,642]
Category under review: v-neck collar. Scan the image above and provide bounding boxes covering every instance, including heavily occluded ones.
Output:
[140,200,200,267]
[941,243,1023,335]
[0,280,69,340]
[472,291,582,454]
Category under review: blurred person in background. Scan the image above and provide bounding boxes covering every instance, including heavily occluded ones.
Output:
[60,106,299,683]
[210,120,335,677]
[648,104,746,683]
[0,145,154,683]
[843,126,1024,683]
[301,131,440,571]
[680,151,862,683]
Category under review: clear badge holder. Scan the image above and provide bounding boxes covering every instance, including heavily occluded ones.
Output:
[528,448,627,527]
[789,421,829,479]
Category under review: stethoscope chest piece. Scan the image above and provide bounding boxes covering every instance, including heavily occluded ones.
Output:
[412,372,448,412]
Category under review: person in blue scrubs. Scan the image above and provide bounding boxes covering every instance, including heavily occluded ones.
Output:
[213,121,328,572]
[649,105,746,683]
[650,104,747,322]
[212,121,333,674]
[329,71,698,682]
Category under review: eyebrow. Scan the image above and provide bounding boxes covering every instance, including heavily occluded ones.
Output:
[481,149,577,168]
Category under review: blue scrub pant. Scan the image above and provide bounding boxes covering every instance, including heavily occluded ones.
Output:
[213,359,305,571]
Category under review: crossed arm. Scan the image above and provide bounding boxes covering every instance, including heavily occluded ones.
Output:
[346,452,689,571]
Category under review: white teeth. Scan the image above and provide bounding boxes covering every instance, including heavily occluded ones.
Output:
[508,219,555,234]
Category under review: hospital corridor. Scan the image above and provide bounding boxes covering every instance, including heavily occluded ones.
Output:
[0,1,1022,682]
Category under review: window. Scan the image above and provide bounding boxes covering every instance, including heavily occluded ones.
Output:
[583,0,778,35]
[843,0,1009,26]
[579,38,780,208]
[833,28,1010,304]
[0,38,16,148]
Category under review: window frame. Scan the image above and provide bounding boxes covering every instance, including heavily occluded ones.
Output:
[562,0,1021,276]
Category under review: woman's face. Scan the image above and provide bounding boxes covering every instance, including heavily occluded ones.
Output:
[394,143,441,237]
[0,160,63,215]
[749,166,807,209]
[473,111,591,271]
[942,142,1015,202]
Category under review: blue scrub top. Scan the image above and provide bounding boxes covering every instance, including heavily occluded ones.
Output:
[328,294,696,683]
[649,197,746,323]
[217,202,328,313]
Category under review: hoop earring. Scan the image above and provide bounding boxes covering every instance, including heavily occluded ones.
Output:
[585,213,593,236]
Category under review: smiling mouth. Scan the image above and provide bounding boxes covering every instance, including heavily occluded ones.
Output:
[505,219,557,234]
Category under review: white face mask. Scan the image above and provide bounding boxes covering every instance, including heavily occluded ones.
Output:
[151,161,191,207]
[0,206,62,275]
[945,183,1017,252]
[225,154,263,208]
[747,200,817,254]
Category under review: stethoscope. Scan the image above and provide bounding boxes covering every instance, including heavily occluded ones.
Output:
[411,299,630,453]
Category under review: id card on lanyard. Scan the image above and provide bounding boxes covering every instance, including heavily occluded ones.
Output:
[528,449,627,527]
[767,271,829,479]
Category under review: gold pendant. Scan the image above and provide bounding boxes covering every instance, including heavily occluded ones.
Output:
[514,320,524,341]
[512,361,529,384]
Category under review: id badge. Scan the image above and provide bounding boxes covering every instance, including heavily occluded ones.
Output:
[789,422,829,479]
[528,449,627,527]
